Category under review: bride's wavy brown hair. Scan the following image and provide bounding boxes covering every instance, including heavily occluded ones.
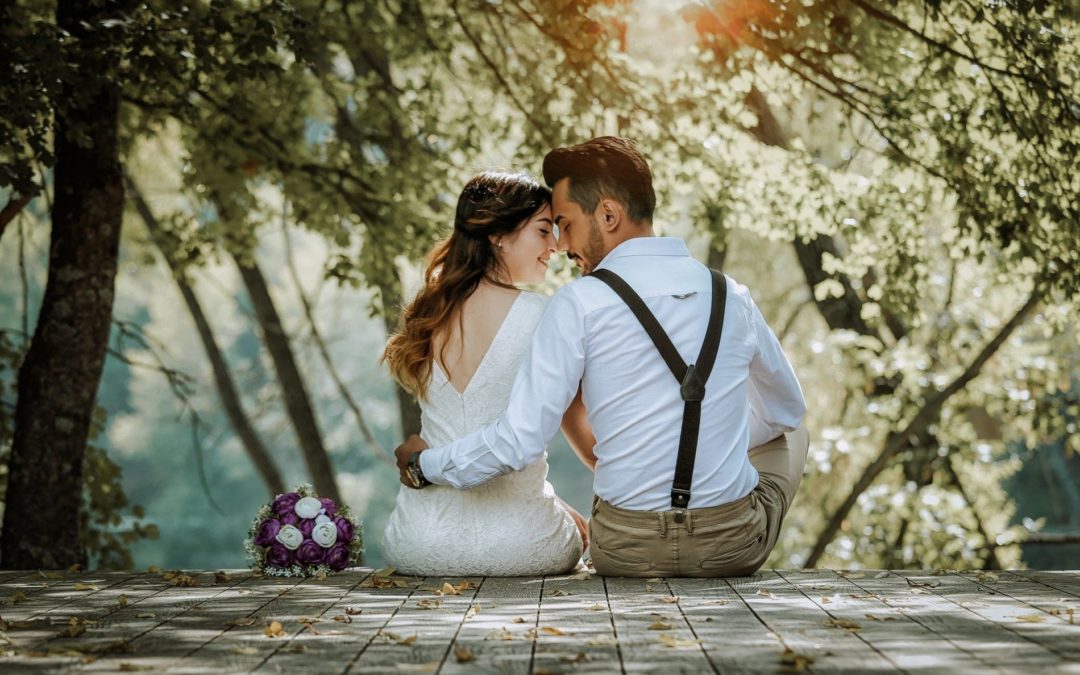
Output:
[383,171,551,399]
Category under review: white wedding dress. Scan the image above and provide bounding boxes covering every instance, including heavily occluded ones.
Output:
[382,292,583,576]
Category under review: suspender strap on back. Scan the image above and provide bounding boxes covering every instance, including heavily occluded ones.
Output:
[590,267,727,510]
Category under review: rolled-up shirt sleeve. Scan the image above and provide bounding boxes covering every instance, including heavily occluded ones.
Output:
[746,295,807,447]
[419,288,587,489]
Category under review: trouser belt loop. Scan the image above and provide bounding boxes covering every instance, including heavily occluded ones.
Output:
[685,509,694,535]
[657,512,668,538]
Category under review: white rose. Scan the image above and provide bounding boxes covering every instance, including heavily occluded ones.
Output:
[311,521,338,548]
[294,497,323,519]
[315,514,332,525]
[275,524,303,551]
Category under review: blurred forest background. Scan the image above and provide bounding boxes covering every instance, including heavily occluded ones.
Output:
[0,0,1077,572]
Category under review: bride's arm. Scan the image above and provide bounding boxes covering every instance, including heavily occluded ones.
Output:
[561,382,597,471]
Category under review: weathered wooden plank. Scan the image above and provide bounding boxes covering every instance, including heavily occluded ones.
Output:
[604,575,713,674]
[530,572,621,674]
[959,571,1080,625]
[0,572,141,623]
[666,576,783,675]
[728,571,898,673]
[439,576,541,675]
[250,570,371,672]
[344,575,481,674]
[69,571,269,672]
[157,575,316,674]
[893,571,1080,664]
[1005,570,1080,600]
[778,569,1011,674]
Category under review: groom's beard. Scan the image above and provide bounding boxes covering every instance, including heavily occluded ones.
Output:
[574,217,605,275]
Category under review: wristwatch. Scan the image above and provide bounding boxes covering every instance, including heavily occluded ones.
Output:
[406,451,432,489]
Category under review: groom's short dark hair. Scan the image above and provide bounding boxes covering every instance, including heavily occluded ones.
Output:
[542,136,655,223]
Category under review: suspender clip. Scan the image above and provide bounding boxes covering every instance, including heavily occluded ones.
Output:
[671,488,691,509]
[680,364,705,402]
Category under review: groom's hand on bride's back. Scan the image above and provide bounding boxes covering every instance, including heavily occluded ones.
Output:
[395,434,429,488]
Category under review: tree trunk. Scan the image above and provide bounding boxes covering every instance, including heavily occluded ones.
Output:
[0,0,127,569]
[234,257,341,502]
[0,194,31,244]
[379,276,422,438]
[127,178,287,497]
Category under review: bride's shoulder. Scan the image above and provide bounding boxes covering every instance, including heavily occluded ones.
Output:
[515,290,550,316]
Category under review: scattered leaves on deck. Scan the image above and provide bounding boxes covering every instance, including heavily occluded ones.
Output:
[823,617,863,631]
[658,634,700,648]
[454,645,475,663]
[73,583,99,591]
[263,620,286,637]
[648,620,673,630]
[779,647,814,671]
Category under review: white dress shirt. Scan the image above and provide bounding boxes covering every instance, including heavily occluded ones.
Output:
[420,236,807,511]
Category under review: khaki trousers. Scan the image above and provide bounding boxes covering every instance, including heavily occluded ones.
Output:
[589,425,810,577]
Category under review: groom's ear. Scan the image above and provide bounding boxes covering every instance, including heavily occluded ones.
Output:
[597,198,621,233]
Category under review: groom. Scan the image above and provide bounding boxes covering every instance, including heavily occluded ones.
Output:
[395,137,809,577]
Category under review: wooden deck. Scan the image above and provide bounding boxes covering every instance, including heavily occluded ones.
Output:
[0,568,1078,673]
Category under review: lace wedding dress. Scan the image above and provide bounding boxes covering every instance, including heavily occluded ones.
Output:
[382,292,583,576]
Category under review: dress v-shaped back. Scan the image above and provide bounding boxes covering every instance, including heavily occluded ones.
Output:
[431,292,524,398]
[383,291,582,576]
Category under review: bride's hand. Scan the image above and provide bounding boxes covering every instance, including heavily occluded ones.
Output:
[559,499,589,551]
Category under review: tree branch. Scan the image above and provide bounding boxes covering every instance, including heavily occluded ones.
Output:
[805,288,1042,567]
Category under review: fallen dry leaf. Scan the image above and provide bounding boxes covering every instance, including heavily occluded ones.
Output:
[454,580,474,592]
[549,589,571,597]
[66,623,86,638]
[74,583,98,591]
[511,617,527,623]
[976,572,999,582]
[648,620,673,630]
[540,626,570,636]
[135,612,156,619]
[840,572,866,580]
[263,620,286,638]
[117,595,128,608]
[658,634,700,648]
[215,571,234,584]
[232,646,259,656]
[345,607,363,615]
[874,571,890,579]
[441,582,460,596]
[823,618,862,632]
[417,599,442,610]
[586,636,617,646]
[226,617,257,627]
[659,596,680,604]
[465,603,481,619]
[375,567,396,578]
[561,652,590,664]
[821,596,832,604]
[779,647,814,672]
[756,589,774,598]
[118,663,155,672]
[332,614,353,624]
[1014,614,1046,623]
[454,645,475,663]
[567,570,592,581]
[7,591,29,604]
[585,603,607,611]
[485,628,515,641]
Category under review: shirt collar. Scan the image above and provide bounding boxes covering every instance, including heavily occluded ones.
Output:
[594,236,690,271]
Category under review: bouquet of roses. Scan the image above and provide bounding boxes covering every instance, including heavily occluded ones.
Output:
[245,484,363,577]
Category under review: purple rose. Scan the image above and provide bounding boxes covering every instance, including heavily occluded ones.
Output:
[333,516,355,543]
[299,518,316,537]
[296,540,326,566]
[254,518,281,547]
[319,497,338,516]
[280,512,299,527]
[272,492,300,516]
[325,543,350,571]
[265,543,294,569]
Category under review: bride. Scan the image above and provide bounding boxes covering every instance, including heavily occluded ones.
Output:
[381,170,588,576]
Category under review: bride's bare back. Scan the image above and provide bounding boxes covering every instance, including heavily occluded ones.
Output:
[432,282,521,395]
